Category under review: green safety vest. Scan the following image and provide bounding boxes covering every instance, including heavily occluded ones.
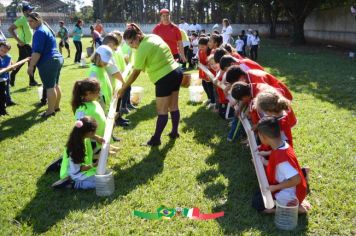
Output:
[75,101,106,148]
[60,139,96,179]
[88,64,113,112]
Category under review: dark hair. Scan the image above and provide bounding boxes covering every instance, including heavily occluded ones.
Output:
[225,64,246,83]
[210,34,223,47]
[123,23,143,41]
[231,81,251,100]
[90,25,94,31]
[213,47,228,65]
[192,32,198,37]
[66,116,98,164]
[71,78,100,113]
[27,12,56,37]
[198,37,211,54]
[241,30,245,35]
[254,30,260,39]
[76,19,83,28]
[220,56,238,72]
[213,30,220,35]
[0,41,11,50]
[223,43,234,53]
[103,33,119,46]
[257,116,281,139]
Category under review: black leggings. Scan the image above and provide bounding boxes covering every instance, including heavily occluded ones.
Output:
[202,80,215,103]
[73,40,82,63]
[250,45,258,61]
[10,44,36,83]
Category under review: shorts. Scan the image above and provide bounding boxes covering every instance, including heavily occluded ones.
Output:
[38,56,64,89]
[155,68,183,97]
[59,40,69,49]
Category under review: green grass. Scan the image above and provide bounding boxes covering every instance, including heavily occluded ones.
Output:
[0,38,355,235]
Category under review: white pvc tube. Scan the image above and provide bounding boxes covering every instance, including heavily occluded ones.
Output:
[96,64,133,175]
[240,113,275,209]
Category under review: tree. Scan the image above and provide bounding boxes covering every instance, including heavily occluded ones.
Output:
[278,0,321,45]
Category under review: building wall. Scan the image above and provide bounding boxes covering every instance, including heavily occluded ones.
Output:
[304,6,356,47]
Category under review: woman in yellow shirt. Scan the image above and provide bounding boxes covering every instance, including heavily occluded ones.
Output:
[118,23,183,146]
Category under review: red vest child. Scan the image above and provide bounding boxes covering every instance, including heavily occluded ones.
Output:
[216,71,229,104]
[198,49,214,82]
[233,56,265,71]
[246,69,293,100]
[266,142,307,204]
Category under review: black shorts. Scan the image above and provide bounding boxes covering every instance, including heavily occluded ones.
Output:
[59,40,69,49]
[155,68,183,97]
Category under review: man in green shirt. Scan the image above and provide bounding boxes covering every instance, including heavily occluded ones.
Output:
[8,4,40,88]
[57,21,70,58]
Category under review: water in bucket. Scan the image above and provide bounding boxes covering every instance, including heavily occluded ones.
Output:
[274,197,299,230]
[95,169,115,197]
[189,86,204,103]
[130,86,144,105]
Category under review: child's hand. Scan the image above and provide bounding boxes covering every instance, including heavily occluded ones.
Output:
[97,137,105,144]
[268,185,279,193]
[258,150,271,157]
[258,155,268,166]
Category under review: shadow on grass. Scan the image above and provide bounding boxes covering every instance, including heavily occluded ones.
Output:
[260,40,356,111]
[15,139,175,234]
[182,107,308,235]
[0,107,44,142]
[123,100,157,130]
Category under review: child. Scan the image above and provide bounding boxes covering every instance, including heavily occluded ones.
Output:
[225,64,293,100]
[191,33,199,60]
[0,42,13,116]
[255,90,297,147]
[223,43,243,60]
[253,117,310,213]
[208,34,223,54]
[90,25,102,48]
[235,35,244,56]
[88,45,115,112]
[250,30,260,61]
[53,117,103,189]
[197,37,215,108]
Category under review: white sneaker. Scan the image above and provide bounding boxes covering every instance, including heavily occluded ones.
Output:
[207,103,216,109]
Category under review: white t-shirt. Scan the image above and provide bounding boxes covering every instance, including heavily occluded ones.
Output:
[179,22,190,33]
[251,35,260,46]
[274,143,299,204]
[189,24,201,33]
[235,39,244,52]
[222,25,233,44]
[191,38,199,55]
[246,34,253,47]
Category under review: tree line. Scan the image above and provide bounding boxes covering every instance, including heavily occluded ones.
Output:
[92,0,353,44]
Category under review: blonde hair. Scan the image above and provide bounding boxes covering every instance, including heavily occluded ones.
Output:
[111,31,123,45]
[255,90,290,113]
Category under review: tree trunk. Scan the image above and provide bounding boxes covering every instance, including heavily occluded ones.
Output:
[291,17,306,44]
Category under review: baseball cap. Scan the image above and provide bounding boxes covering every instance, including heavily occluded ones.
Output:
[160,9,170,14]
[95,45,114,64]
[22,4,34,12]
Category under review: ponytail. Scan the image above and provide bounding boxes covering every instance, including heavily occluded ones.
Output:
[71,78,100,113]
[123,23,143,41]
[66,116,98,164]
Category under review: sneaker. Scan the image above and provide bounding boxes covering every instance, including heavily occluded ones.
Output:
[207,103,216,109]
[142,136,161,146]
[29,81,41,87]
[127,104,137,110]
[6,101,17,106]
[203,99,211,106]
[120,108,130,114]
[112,135,122,142]
[52,177,73,189]
[168,132,180,139]
[115,117,130,127]
[45,157,63,173]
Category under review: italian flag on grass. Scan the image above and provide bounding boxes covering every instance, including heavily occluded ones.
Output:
[182,207,224,220]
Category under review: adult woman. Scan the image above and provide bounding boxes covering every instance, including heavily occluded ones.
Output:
[152,9,186,63]
[72,19,83,64]
[222,18,233,44]
[27,12,63,118]
[118,23,183,146]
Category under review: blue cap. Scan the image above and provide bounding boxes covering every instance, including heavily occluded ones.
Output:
[22,5,34,12]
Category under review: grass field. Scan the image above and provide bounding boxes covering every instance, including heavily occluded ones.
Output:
[0,38,355,235]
